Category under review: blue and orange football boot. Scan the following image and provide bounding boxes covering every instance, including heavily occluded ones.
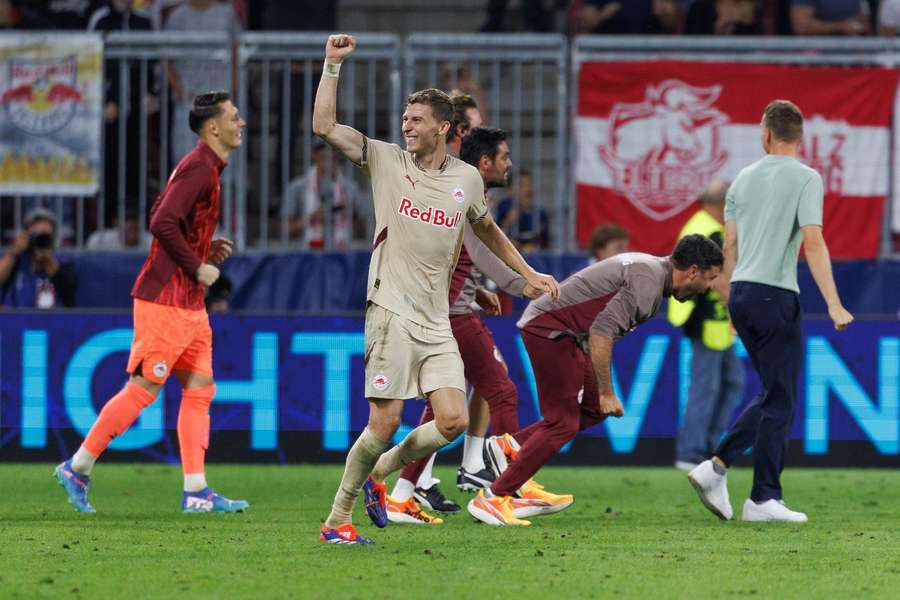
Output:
[182,487,249,513]
[319,523,374,545]
[53,460,96,513]
[362,476,388,528]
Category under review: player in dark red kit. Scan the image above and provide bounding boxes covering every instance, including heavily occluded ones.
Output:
[54,91,248,514]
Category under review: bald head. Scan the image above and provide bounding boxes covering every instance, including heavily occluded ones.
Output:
[700,179,729,223]
[701,180,728,205]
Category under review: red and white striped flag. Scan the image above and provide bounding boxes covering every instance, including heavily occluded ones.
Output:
[575,61,898,258]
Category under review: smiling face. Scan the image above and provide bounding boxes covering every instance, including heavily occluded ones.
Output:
[402,102,448,156]
[208,100,245,150]
[672,265,721,302]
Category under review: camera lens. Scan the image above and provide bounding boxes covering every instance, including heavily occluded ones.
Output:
[29,233,54,249]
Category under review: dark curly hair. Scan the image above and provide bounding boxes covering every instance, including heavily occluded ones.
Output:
[459,127,507,168]
[672,234,724,271]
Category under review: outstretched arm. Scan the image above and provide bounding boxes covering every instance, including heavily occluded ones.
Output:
[802,225,853,331]
[469,212,560,300]
[312,34,365,165]
[464,224,544,299]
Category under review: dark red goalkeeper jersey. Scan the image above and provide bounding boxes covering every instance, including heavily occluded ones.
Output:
[131,140,225,310]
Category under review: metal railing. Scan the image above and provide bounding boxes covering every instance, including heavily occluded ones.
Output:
[405,33,568,250]
[236,32,400,250]
[101,31,233,245]
[5,34,900,257]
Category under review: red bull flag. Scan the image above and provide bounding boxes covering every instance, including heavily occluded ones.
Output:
[0,34,102,195]
[575,61,898,259]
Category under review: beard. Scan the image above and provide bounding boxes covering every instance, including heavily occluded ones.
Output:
[674,289,696,302]
[484,172,509,189]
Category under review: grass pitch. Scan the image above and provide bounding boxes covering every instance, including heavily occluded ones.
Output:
[2,464,900,599]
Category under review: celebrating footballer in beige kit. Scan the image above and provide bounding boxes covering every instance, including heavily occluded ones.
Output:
[312,34,560,545]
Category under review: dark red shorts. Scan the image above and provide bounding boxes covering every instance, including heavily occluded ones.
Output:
[450,312,509,395]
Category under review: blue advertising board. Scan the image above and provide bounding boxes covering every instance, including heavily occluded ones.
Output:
[1,313,898,466]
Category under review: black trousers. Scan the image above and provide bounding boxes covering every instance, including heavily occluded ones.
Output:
[715,282,802,502]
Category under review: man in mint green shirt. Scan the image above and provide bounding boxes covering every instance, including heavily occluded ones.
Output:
[689,100,854,523]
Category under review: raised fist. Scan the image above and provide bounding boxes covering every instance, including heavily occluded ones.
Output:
[325,34,356,64]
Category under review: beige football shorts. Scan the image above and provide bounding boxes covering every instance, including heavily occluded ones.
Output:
[364,302,465,399]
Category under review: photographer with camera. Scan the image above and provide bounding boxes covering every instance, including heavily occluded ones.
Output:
[0,208,77,309]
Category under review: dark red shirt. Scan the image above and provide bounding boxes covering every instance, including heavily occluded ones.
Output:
[132,140,225,310]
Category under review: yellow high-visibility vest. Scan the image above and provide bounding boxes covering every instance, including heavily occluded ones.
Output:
[667,209,734,351]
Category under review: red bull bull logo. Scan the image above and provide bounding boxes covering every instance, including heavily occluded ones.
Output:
[398,197,462,229]
[1,57,82,135]
[599,79,729,221]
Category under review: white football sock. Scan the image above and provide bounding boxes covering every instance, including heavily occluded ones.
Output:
[462,435,486,473]
[462,434,472,460]
[391,477,416,502]
[184,473,208,493]
[415,453,436,489]
[371,421,451,482]
[71,446,97,476]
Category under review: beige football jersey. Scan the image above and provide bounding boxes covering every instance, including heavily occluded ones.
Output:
[362,137,488,330]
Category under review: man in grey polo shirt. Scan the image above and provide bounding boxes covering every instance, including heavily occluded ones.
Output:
[689,100,854,523]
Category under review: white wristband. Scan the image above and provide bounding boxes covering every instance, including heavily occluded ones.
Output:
[324,62,341,78]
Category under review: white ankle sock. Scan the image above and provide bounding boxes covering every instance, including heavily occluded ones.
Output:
[415,454,436,489]
[71,446,97,476]
[184,473,208,493]
[391,477,415,501]
[462,435,485,473]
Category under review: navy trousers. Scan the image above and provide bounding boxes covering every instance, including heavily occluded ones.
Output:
[715,282,802,502]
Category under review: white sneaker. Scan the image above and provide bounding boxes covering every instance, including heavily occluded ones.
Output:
[688,460,733,520]
[485,433,520,479]
[675,460,698,472]
[741,499,808,523]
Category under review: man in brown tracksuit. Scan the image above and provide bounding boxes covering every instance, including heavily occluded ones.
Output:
[469,234,725,526]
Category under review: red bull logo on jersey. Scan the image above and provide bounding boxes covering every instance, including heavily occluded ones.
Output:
[599,79,729,221]
[398,197,462,229]
[0,56,82,135]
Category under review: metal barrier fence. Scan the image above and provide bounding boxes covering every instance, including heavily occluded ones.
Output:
[103,31,233,242]
[405,33,568,250]
[1,32,233,250]
[236,32,400,250]
[5,34,900,256]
